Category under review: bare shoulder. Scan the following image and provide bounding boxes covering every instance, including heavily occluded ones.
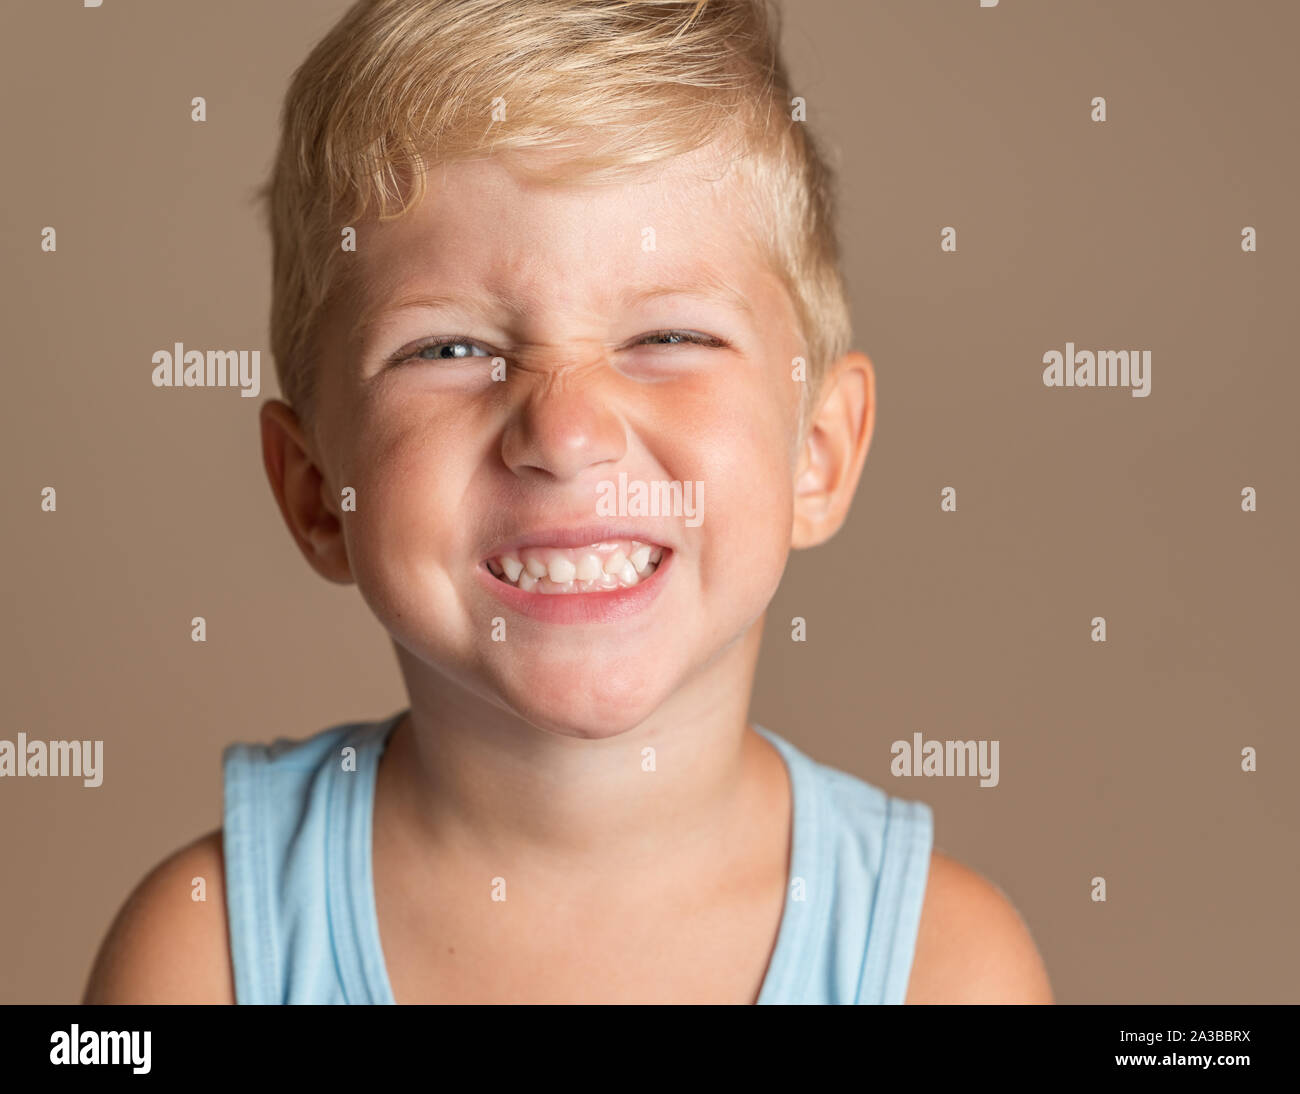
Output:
[905,848,1053,1004]
[83,828,235,1004]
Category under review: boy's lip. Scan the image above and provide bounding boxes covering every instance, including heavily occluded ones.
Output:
[481,523,674,558]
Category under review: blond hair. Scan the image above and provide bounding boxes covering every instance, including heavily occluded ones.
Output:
[260,0,852,429]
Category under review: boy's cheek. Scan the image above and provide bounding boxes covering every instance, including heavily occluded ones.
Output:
[335,452,471,596]
[707,469,795,586]
[343,517,477,663]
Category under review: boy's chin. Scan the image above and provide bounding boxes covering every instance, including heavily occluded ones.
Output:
[518,710,661,741]
[492,666,676,740]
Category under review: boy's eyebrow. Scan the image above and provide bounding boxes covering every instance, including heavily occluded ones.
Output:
[356,291,502,337]
[357,269,756,336]
[625,277,755,319]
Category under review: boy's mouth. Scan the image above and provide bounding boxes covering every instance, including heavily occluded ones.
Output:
[484,538,666,594]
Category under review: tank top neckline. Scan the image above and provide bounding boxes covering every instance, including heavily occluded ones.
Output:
[325,710,822,1004]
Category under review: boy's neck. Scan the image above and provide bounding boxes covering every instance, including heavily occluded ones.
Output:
[380,621,768,869]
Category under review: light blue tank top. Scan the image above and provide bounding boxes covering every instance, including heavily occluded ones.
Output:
[222,711,934,1004]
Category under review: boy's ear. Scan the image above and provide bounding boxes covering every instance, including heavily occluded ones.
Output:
[791,350,876,549]
[259,399,354,584]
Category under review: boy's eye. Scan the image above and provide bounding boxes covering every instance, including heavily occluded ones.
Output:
[388,329,728,367]
[634,330,727,349]
[390,337,493,365]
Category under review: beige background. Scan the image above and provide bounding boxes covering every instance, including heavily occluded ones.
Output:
[3,0,1296,1003]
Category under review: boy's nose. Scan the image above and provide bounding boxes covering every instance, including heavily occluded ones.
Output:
[499,358,628,482]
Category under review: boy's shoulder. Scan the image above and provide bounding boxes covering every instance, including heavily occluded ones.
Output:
[82,715,394,1004]
[82,828,233,1004]
[764,730,1052,1003]
[906,848,1054,1003]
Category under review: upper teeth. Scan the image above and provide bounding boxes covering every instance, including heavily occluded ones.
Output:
[548,557,577,584]
[486,539,665,593]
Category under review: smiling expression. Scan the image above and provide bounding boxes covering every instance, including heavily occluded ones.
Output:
[300,142,811,738]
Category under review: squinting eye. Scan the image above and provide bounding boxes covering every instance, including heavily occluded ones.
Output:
[387,330,729,366]
[635,330,728,348]
[389,337,493,365]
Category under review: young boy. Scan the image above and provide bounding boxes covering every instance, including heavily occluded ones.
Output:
[85,0,1051,1004]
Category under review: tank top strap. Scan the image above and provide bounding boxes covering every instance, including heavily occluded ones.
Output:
[753,725,933,1004]
[854,792,934,1003]
[221,713,401,1004]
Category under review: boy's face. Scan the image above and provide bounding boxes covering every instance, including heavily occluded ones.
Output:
[301,143,827,738]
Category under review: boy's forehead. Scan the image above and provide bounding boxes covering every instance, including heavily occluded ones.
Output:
[349,147,774,329]
[385,140,748,241]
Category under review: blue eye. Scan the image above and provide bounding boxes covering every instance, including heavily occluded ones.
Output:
[391,337,493,365]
